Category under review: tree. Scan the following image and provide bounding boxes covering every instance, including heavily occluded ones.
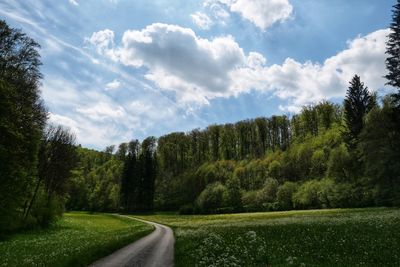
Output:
[385,0,400,91]
[120,140,140,212]
[0,20,46,232]
[359,99,400,206]
[224,175,242,210]
[25,125,77,226]
[139,137,157,211]
[343,75,375,149]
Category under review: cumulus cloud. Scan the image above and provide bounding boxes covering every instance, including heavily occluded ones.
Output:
[203,0,292,30]
[110,23,245,103]
[90,24,388,111]
[191,12,214,30]
[85,29,117,60]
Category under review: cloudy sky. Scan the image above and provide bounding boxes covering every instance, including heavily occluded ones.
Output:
[0,0,394,149]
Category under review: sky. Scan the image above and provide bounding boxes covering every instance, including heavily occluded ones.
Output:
[0,0,395,150]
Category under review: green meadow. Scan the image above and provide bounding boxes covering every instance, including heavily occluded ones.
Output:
[0,213,153,267]
[135,208,400,267]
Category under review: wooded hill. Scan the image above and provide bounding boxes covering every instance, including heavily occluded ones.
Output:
[66,85,400,214]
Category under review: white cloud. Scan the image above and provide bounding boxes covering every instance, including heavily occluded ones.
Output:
[91,24,387,111]
[76,102,126,121]
[105,79,121,90]
[204,0,292,30]
[231,28,388,110]
[49,113,80,134]
[85,29,117,60]
[68,0,79,6]
[191,12,214,30]
[108,23,245,103]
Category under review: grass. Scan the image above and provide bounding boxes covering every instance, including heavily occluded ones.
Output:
[0,212,153,267]
[134,208,400,267]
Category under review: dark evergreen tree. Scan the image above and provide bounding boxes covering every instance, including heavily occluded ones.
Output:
[343,75,375,149]
[120,140,139,212]
[140,137,157,211]
[385,0,400,92]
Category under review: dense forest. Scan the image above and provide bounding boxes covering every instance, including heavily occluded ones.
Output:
[1,1,400,234]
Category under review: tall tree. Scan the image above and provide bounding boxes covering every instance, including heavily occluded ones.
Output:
[0,20,46,232]
[25,125,77,225]
[139,137,157,211]
[385,0,400,92]
[343,75,375,149]
[120,140,139,212]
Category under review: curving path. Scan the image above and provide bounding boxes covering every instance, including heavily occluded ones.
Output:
[90,216,174,267]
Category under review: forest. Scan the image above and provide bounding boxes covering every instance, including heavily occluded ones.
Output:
[1,0,400,235]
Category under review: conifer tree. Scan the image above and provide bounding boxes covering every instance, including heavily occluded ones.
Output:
[343,75,375,149]
[385,0,400,90]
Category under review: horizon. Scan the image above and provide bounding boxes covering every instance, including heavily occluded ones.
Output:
[0,0,394,149]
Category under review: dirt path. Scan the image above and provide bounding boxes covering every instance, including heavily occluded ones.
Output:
[89,216,174,267]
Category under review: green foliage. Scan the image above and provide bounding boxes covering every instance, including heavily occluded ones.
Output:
[196,182,227,213]
[258,178,279,204]
[268,160,281,180]
[224,175,242,210]
[66,148,123,212]
[276,181,298,210]
[385,0,400,89]
[293,179,336,209]
[0,20,46,233]
[310,149,327,177]
[343,75,375,150]
[326,143,351,181]
[359,103,400,206]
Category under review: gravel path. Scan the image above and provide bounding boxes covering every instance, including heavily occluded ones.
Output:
[90,216,174,267]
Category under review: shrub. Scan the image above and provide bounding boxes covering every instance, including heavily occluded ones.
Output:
[224,176,242,210]
[276,181,298,210]
[293,180,322,209]
[196,182,227,213]
[326,144,351,182]
[258,178,279,204]
[241,190,262,211]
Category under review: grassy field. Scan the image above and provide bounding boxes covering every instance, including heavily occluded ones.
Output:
[134,208,400,267]
[0,212,153,267]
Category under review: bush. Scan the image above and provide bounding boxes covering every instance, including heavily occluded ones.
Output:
[327,144,351,182]
[258,178,279,204]
[292,179,341,209]
[224,176,242,209]
[276,181,298,210]
[196,182,227,213]
[242,190,263,211]
[30,188,64,227]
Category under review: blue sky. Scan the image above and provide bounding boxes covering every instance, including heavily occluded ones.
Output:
[0,0,394,149]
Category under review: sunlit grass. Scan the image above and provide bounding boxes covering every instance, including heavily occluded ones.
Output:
[135,208,400,266]
[0,212,153,267]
